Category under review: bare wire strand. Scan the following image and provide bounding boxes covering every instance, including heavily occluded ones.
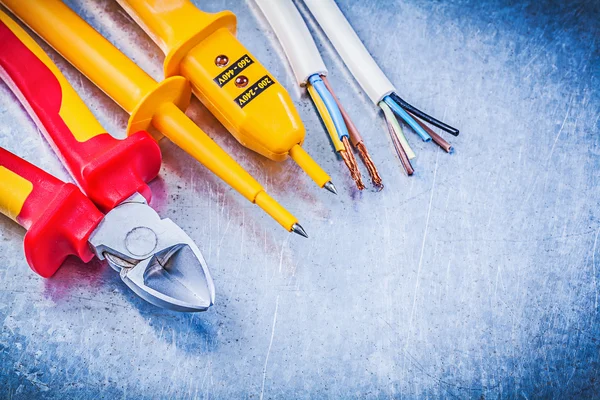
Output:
[321,76,383,188]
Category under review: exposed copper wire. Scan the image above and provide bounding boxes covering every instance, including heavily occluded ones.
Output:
[339,150,365,189]
[356,142,383,189]
[341,136,365,190]
[308,79,364,190]
[406,110,453,153]
[321,75,383,188]
[384,113,414,176]
[342,136,360,176]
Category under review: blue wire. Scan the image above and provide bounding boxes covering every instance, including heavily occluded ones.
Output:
[383,96,432,142]
[308,74,349,140]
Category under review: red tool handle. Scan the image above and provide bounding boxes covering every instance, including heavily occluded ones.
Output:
[0,147,104,278]
[0,14,162,212]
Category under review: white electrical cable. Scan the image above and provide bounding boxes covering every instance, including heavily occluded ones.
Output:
[301,0,396,104]
[254,0,327,86]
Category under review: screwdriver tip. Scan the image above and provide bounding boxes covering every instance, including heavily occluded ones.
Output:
[291,223,309,238]
[323,181,338,195]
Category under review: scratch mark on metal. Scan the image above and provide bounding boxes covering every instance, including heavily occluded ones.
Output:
[406,151,439,349]
[260,295,279,400]
[592,228,599,310]
[546,96,572,163]
[278,236,290,274]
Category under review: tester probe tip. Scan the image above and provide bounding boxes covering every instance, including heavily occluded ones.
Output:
[291,223,309,238]
[323,181,338,195]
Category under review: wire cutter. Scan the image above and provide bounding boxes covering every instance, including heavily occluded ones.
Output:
[0,11,214,312]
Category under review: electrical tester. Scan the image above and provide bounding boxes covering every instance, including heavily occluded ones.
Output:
[116,0,336,192]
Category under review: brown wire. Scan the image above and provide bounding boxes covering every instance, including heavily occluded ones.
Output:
[321,75,383,187]
[341,136,365,190]
[321,75,363,145]
[406,110,453,153]
[385,115,414,176]
[342,136,360,176]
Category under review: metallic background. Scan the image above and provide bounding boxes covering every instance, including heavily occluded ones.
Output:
[1,0,599,398]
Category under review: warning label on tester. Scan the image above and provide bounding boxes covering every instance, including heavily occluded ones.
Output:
[234,75,276,108]
[213,54,254,87]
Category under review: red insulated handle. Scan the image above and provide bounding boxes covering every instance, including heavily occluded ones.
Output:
[0,147,104,278]
[0,15,162,212]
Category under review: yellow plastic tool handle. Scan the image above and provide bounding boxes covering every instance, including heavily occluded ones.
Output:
[0,10,163,212]
[1,0,300,232]
[0,11,105,143]
[0,166,33,224]
[116,0,236,59]
[1,0,156,114]
[116,0,332,188]
[0,147,104,277]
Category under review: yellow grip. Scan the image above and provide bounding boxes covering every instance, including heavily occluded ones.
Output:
[0,11,105,142]
[2,0,157,114]
[0,166,33,222]
[255,191,297,232]
[116,0,235,56]
[289,145,330,188]
[116,0,329,182]
[117,0,303,160]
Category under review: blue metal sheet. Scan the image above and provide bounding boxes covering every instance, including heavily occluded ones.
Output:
[0,0,598,397]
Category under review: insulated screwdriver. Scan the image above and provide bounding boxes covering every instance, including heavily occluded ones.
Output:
[2,0,308,237]
[115,0,336,194]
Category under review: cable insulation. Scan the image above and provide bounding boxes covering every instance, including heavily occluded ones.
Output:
[391,93,459,136]
[302,0,395,104]
[307,84,344,152]
[320,75,362,145]
[254,0,327,86]
[321,76,382,187]
[383,96,431,142]
[384,114,414,176]
[308,74,349,141]
[380,101,416,160]
[406,110,453,153]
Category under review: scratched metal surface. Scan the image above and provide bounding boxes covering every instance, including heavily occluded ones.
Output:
[0,0,598,398]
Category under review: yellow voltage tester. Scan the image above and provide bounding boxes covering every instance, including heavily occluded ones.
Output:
[2,0,311,236]
[115,0,337,194]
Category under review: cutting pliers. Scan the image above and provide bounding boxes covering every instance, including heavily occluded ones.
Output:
[0,11,214,312]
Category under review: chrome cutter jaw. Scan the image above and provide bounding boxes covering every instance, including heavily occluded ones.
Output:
[88,193,215,312]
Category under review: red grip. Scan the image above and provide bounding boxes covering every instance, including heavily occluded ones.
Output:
[0,147,104,278]
[0,18,162,212]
